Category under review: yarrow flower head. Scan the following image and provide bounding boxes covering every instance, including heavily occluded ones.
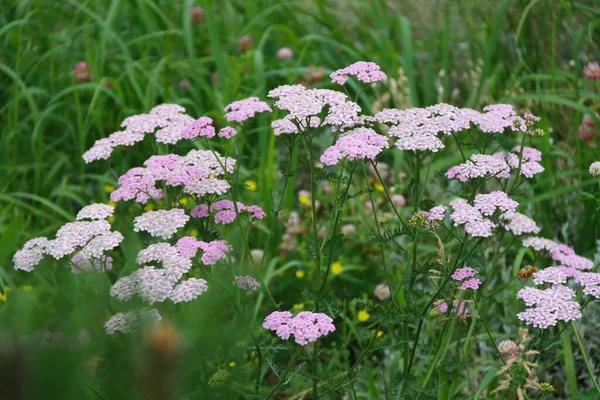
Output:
[499,211,540,236]
[330,61,387,85]
[83,104,194,162]
[133,208,189,239]
[76,203,114,220]
[218,126,237,139]
[574,273,600,298]
[516,284,581,328]
[170,278,209,303]
[104,308,161,335]
[224,97,272,123]
[452,267,477,281]
[320,127,388,165]
[234,276,260,291]
[182,116,216,139]
[374,282,390,300]
[263,310,335,345]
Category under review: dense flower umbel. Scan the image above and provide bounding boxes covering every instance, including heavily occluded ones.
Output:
[320,127,389,165]
[191,200,266,225]
[111,150,234,204]
[182,116,216,139]
[133,209,189,239]
[449,192,517,237]
[521,238,593,270]
[516,285,581,328]
[76,203,114,220]
[330,61,387,85]
[83,104,195,162]
[224,97,272,123]
[263,311,335,345]
[13,217,123,272]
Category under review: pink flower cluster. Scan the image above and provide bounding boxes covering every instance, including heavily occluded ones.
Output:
[330,61,387,85]
[133,208,190,239]
[175,237,231,265]
[499,211,540,236]
[263,311,335,345]
[14,217,123,272]
[234,276,260,291]
[522,238,593,271]
[419,205,447,228]
[224,97,272,123]
[575,273,600,298]
[452,267,481,291]
[320,127,389,166]
[191,200,266,225]
[579,114,598,143]
[450,192,518,237]
[83,104,195,162]
[182,116,216,139]
[446,146,544,182]
[110,150,234,204]
[516,285,581,328]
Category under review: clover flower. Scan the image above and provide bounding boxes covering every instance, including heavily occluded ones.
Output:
[499,211,540,236]
[320,127,388,165]
[170,278,209,303]
[76,204,115,220]
[590,161,600,177]
[374,282,390,300]
[133,209,189,239]
[104,308,162,335]
[224,97,272,123]
[516,285,581,328]
[83,104,195,162]
[263,310,335,345]
[277,47,293,60]
[584,62,600,80]
[72,61,91,81]
[497,340,519,358]
[234,276,260,291]
[330,61,387,85]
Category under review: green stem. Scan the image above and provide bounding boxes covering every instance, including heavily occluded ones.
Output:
[264,346,302,399]
[572,322,600,395]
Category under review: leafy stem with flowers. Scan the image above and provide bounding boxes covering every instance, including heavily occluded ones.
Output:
[12,61,600,398]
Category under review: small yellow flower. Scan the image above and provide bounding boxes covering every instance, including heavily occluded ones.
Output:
[108,216,116,223]
[179,197,189,206]
[358,310,370,322]
[295,270,305,279]
[5,286,12,292]
[105,185,115,194]
[245,180,257,192]
[144,203,154,212]
[299,195,310,205]
[377,330,384,338]
[331,261,343,275]
[293,303,304,311]
[21,285,33,292]
[229,361,236,368]
[108,201,117,208]
[0,293,6,302]
[190,229,199,237]
[374,183,384,192]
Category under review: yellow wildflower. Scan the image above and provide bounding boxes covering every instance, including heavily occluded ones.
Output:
[245,180,257,191]
[374,183,384,192]
[295,270,305,279]
[190,229,199,237]
[358,310,370,322]
[299,194,310,205]
[179,197,189,206]
[0,293,6,302]
[229,361,236,368]
[144,203,154,212]
[105,185,115,194]
[107,216,116,223]
[377,330,384,338]
[331,261,343,275]
[293,303,304,311]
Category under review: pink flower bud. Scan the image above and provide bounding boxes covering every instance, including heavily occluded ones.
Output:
[277,47,293,61]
